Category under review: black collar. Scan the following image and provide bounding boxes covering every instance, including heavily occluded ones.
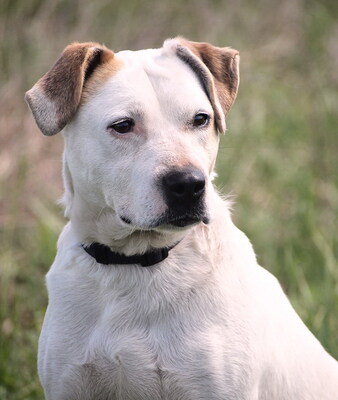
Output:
[82,242,177,267]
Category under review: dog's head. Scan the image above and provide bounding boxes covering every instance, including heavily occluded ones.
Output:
[26,38,239,235]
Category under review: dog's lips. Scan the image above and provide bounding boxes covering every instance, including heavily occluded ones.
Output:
[153,211,209,229]
[168,215,209,227]
[120,216,132,225]
[119,211,209,230]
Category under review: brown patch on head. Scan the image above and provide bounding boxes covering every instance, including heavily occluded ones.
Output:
[167,37,240,133]
[25,42,115,136]
[82,56,123,104]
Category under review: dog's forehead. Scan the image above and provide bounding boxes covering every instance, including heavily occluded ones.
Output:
[88,46,212,114]
[116,47,194,82]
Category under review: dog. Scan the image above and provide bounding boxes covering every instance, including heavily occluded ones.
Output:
[25,38,338,400]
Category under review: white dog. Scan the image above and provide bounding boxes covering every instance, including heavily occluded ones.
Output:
[26,38,338,400]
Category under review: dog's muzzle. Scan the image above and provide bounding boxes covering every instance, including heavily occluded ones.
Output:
[160,167,208,227]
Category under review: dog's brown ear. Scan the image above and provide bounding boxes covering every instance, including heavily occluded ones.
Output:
[166,38,240,133]
[25,42,114,136]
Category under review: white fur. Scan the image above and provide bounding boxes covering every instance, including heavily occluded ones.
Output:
[39,45,338,399]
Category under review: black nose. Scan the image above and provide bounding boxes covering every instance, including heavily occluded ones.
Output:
[162,168,206,207]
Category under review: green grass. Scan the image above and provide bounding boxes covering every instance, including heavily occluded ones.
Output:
[1,0,337,398]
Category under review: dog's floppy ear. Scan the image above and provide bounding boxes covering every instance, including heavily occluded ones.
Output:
[165,38,240,133]
[25,42,114,136]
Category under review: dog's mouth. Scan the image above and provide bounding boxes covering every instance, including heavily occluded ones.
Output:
[163,214,209,228]
[120,210,209,230]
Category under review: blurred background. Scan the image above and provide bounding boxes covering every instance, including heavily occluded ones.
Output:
[1,0,337,398]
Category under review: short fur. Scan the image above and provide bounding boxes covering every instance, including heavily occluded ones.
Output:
[26,38,338,400]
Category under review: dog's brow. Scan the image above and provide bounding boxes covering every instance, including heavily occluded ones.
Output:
[127,108,145,120]
[110,104,145,121]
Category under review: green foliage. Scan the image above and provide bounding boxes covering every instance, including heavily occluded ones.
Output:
[1,0,337,397]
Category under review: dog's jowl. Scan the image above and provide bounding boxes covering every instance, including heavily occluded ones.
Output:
[26,38,338,400]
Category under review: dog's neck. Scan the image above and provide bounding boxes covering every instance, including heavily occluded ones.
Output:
[66,191,188,256]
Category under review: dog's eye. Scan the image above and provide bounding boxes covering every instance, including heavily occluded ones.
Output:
[107,119,135,134]
[193,113,210,128]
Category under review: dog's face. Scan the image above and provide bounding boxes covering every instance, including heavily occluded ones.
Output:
[66,47,221,231]
[25,39,239,233]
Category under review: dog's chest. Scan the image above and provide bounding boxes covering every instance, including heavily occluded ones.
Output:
[69,316,240,400]
[46,264,248,400]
